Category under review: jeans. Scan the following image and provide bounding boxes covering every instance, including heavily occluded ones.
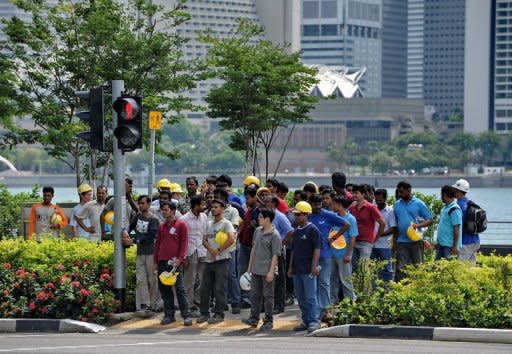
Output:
[351,241,373,272]
[250,274,275,323]
[371,247,394,282]
[136,254,158,310]
[396,241,424,281]
[317,257,332,315]
[273,253,286,311]
[157,261,190,318]
[331,255,356,302]
[226,250,241,307]
[238,244,252,304]
[293,274,319,327]
[435,245,453,261]
[200,259,229,316]
[458,243,479,265]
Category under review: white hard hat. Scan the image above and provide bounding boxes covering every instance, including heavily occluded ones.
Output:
[452,179,470,193]
[239,272,251,291]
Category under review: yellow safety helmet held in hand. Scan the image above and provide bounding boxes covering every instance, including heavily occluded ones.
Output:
[329,228,347,250]
[406,222,422,242]
[156,178,171,190]
[244,175,260,187]
[159,271,179,286]
[50,213,62,226]
[215,231,229,247]
[104,211,115,225]
[77,183,92,194]
[293,201,312,214]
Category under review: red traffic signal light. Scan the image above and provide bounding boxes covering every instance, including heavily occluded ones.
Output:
[113,96,143,152]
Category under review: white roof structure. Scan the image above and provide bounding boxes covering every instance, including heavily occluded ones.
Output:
[308,65,366,98]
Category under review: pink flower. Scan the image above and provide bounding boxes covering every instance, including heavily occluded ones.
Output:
[70,281,80,288]
[37,291,47,302]
[13,282,20,289]
[40,306,48,315]
[29,301,36,311]
[81,316,88,322]
[3,263,11,270]
[16,269,25,277]
[80,288,89,297]
[3,289,9,297]
[46,282,55,289]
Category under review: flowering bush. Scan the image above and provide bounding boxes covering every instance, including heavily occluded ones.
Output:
[0,238,136,323]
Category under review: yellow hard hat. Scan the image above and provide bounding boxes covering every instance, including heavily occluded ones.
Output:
[215,231,229,247]
[244,175,260,187]
[159,271,179,286]
[293,201,312,214]
[407,223,422,242]
[303,181,319,194]
[329,228,347,250]
[256,187,271,196]
[156,178,171,190]
[169,183,184,194]
[104,211,115,225]
[50,213,62,226]
[77,183,92,194]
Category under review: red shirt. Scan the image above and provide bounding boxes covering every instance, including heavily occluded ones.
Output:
[239,207,257,247]
[349,200,382,244]
[277,198,289,214]
[154,219,189,264]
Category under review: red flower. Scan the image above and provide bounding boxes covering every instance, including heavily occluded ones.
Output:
[37,291,47,302]
[92,307,99,314]
[16,269,25,277]
[13,282,20,289]
[3,289,9,297]
[46,282,55,289]
[3,263,11,270]
[80,288,89,297]
[81,316,88,322]
[29,301,36,311]
[47,292,54,299]
[60,275,69,284]
[55,264,65,271]
[99,273,110,281]
[40,306,48,315]
[70,281,80,288]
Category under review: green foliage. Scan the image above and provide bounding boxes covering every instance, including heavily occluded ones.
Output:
[336,257,512,328]
[0,0,200,185]
[202,19,319,178]
[0,184,40,238]
[0,238,137,323]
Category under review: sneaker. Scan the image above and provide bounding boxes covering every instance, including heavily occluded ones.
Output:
[293,322,308,332]
[208,314,224,324]
[307,323,321,333]
[285,296,295,307]
[160,316,176,325]
[259,321,273,331]
[190,309,201,318]
[241,317,258,328]
[231,306,241,315]
[183,317,193,326]
[196,315,209,324]
[241,301,252,309]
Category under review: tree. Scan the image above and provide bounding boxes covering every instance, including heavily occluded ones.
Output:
[327,138,359,172]
[0,0,199,186]
[478,131,502,165]
[202,19,319,180]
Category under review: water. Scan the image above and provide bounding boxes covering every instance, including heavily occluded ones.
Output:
[7,187,512,245]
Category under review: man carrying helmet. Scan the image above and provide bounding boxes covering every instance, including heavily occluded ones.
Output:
[287,201,321,333]
[29,186,68,240]
[452,179,481,264]
[69,183,93,239]
[76,185,108,242]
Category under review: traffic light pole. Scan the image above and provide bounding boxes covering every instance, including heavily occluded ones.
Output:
[147,129,156,196]
[112,79,126,311]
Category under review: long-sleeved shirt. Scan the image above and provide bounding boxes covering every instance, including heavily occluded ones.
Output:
[154,219,189,264]
[29,203,68,239]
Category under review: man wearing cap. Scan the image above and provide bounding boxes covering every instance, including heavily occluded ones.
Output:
[76,185,108,242]
[452,179,480,264]
[70,183,93,239]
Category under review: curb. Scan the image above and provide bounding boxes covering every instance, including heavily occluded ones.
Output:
[0,319,106,333]
[310,324,512,344]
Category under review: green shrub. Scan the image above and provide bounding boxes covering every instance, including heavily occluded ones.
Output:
[335,257,512,328]
[0,184,40,238]
[0,238,137,323]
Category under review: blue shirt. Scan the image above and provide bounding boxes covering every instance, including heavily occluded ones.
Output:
[272,209,294,241]
[228,193,243,207]
[456,197,480,245]
[308,209,347,259]
[437,200,462,249]
[331,212,359,259]
[291,222,321,275]
[394,196,433,243]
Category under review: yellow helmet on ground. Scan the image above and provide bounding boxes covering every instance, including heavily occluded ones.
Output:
[77,183,92,194]
[50,213,62,226]
[104,211,115,225]
[293,201,312,214]
[169,183,184,194]
[407,223,422,241]
[329,228,347,250]
[156,178,171,190]
[159,271,179,286]
[244,175,260,187]
[215,231,229,246]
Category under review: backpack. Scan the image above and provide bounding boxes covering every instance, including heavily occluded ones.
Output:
[465,201,487,234]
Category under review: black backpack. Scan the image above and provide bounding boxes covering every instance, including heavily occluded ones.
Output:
[465,201,487,234]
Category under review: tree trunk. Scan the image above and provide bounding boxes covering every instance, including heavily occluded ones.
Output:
[273,124,295,178]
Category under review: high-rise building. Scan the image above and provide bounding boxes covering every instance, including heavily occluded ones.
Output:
[381,0,407,98]
[465,0,512,133]
[407,0,466,120]
[300,0,383,98]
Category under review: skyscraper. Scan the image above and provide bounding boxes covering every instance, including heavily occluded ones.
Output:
[301,0,383,98]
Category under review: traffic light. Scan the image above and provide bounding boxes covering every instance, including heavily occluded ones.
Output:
[112,95,143,152]
[75,87,105,150]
